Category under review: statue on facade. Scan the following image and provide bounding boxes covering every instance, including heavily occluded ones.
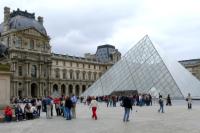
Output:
[0,42,9,60]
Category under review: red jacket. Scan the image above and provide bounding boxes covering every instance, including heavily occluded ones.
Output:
[4,106,13,116]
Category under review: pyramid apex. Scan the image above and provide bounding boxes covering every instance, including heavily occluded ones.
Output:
[144,34,150,39]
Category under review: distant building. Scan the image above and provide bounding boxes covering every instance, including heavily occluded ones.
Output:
[0,7,120,98]
[95,44,121,63]
[179,59,200,80]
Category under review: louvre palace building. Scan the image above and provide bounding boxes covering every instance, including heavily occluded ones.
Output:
[0,7,121,98]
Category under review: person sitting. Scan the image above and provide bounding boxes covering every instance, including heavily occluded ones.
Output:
[31,105,38,118]
[24,104,33,120]
[4,105,13,122]
[15,104,25,121]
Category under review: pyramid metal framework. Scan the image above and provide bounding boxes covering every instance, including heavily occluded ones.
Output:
[82,35,200,99]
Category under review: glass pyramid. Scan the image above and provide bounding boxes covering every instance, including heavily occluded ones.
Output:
[82,35,200,99]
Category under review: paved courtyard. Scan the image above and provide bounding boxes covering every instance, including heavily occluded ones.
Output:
[0,101,200,133]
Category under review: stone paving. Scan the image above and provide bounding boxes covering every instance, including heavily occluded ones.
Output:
[0,101,200,133]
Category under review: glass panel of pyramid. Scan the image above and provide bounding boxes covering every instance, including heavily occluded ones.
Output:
[82,35,200,99]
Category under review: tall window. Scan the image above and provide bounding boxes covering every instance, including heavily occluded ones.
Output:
[18,66,22,76]
[99,72,102,77]
[83,72,85,80]
[7,37,10,47]
[16,37,22,48]
[94,73,97,80]
[43,67,47,77]
[30,39,34,49]
[31,65,37,77]
[76,71,79,80]
[63,70,66,79]
[42,41,45,51]
[55,69,60,78]
[70,70,73,79]
[56,60,58,65]
[88,72,91,80]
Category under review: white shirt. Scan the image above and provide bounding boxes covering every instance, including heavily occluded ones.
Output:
[90,100,98,108]
[36,100,42,106]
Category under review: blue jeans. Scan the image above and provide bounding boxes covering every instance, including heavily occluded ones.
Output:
[158,104,164,113]
[123,108,131,121]
[65,107,71,120]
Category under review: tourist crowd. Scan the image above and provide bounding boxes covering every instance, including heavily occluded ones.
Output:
[2,93,192,123]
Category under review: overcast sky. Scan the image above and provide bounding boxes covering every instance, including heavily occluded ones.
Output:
[0,0,200,61]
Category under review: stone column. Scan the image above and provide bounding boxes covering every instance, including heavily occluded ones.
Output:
[37,82,40,97]
[15,82,18,97]
[72,84,75,95]
[58,83,61,95]
[80,84,83,95]
[25,81,28,97]
[49,83,52,95]
[13,81,15,97]
[10,81,14,97]
[28,82,30,97]
[65,84,68,96]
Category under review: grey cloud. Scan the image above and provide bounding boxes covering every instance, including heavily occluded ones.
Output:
[46,2,137,55]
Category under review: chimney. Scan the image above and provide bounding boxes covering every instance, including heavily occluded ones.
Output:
[3,7,10,32]
[37,16,43,25]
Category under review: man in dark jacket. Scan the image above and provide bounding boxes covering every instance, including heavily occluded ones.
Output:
[122,96,132,122]
[65,96,73,120]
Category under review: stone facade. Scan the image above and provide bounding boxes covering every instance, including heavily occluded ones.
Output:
[0,7,117,98]
[179,59,200,80]
[0,63,11,106]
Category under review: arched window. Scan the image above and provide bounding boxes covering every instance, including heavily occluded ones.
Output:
[31,65,37,77]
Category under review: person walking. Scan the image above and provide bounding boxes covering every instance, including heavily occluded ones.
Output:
[166,94,172,106]
[186,93,192,109]
[65,96,73,120]
[122,96,132,122]
[89,97,98,120]
[36,99,42,117]
[158,95,164,113]
[71,94,77,119]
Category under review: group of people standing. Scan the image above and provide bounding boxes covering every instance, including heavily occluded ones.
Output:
[43,94,77,120]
